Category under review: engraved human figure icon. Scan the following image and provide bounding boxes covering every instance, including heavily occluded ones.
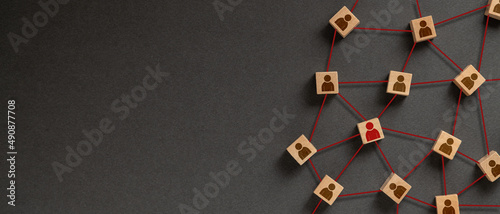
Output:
[322,75,335,92]
[489,160,500,177]
[495,3,500,13]
[419,20,433,38]
[461,73,478,90]
[442,199,456,214]
[393,75,406,92]
[296,143,312,160]
[320,183,336,200]
[439,138,454,156]
[335,14,352,31]
[365,122,381,142]
[389,183,407,199]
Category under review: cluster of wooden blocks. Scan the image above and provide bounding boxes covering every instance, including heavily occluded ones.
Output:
[287,4,500,211]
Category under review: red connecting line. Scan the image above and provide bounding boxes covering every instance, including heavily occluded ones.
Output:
[310,94,328,141]
[312,199,322,214]
[402,42,417,72]
[338,93,367,121]
[406,195,436,208]
[354,27,412,32]
[460,204,500,207]
[442,156,447,195]
[404,150,433,180]
[397,204,399,214]
[336,144,364,181]
[382,127,436,142]
[416,0,422,17]
[452,90,462,135]
[317,134,360,152]
[486,79,500,82]
[375,141,394,173]
[477,89,490,155]
[479,15,490,72]
[457,174,486,196]
[326,31,337,71]
[338,190,381,197]
[457,151,479,164]
[339,80,388,84]
[309,159,322,181]
[435,4,491,26]
[428,40,463,71]
[411,79,454,85]
[378,94,398,118]
[351,0,359,12]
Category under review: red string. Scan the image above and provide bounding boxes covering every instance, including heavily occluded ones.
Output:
[378,94,398,118]
[457,174,486,195]
[312,199,322,214]
[428,40,463,71]
[478,15,490,72]
[351,0,359,12]
[412,79,454,85]
[457,151,479,164]
[435,4,491,26]
[382,127,436,141]
[376,141,394,173]
[442,156,447,195]
[406,195,437,208]
[326,31,337,71]
[486,79,500,82]
[309,159,322,181]
[310,94,328,141]
[416,0,422,17]
[336,144,364,181]
[460,204,500,207]
[402,42,417,72]
[338,93,367,121]
[318,134,360,152]
[477,89,490,155]
[354,27,412,32]
[339,190,381,197]
[404,150,433,180]
[452,90,462,135]
[339,80,388,84]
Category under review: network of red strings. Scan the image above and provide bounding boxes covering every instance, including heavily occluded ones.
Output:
[308,1,500,213]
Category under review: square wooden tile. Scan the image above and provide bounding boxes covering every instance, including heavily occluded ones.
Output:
[329,6,360,38]
[409,16,437,43]
[286,135,317,165]
[453,65,485,96]
[357,118,384,144]
[477,151,500,182]
[313,175,344,205]
[387,71,413,96]
[432,131,462,160]
[485,0,500,20]
[380,173,411,204]
[436,194,460,214]
[316,72,339,95]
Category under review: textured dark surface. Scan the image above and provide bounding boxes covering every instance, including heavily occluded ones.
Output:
[1,0,500,213]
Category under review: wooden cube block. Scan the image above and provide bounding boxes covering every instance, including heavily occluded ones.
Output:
[477,151,500,182]
[313,175,344,205]
[357,118,384,144]
[453,65,485,96]
[485,0,500,20]
[286,135,317,165]
[386,71,413,96]
[380,173,411,204]
[316,72,339,95]
[409,16,437,43]
[436,194,460,214]
[432,131,462,160]
[329,6,360,38]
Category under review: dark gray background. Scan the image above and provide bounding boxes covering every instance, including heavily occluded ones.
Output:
[1,0,499,213]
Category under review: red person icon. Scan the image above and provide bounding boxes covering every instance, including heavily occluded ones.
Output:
[365,122,381,142]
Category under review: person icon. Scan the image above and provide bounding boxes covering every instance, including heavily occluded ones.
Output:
[461,73,478,90]
[393,75,406,92]
[494,3,500,13]
[335,14,352,31]
[389,183,407,199]
[319,183,336,201]
[489,160,500,177]
[419,20,433,38]
[439,138,454,156]
[365,122,381,142]
[442,199,456,214]
[295,143,311,160]
[322,75,335,92]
